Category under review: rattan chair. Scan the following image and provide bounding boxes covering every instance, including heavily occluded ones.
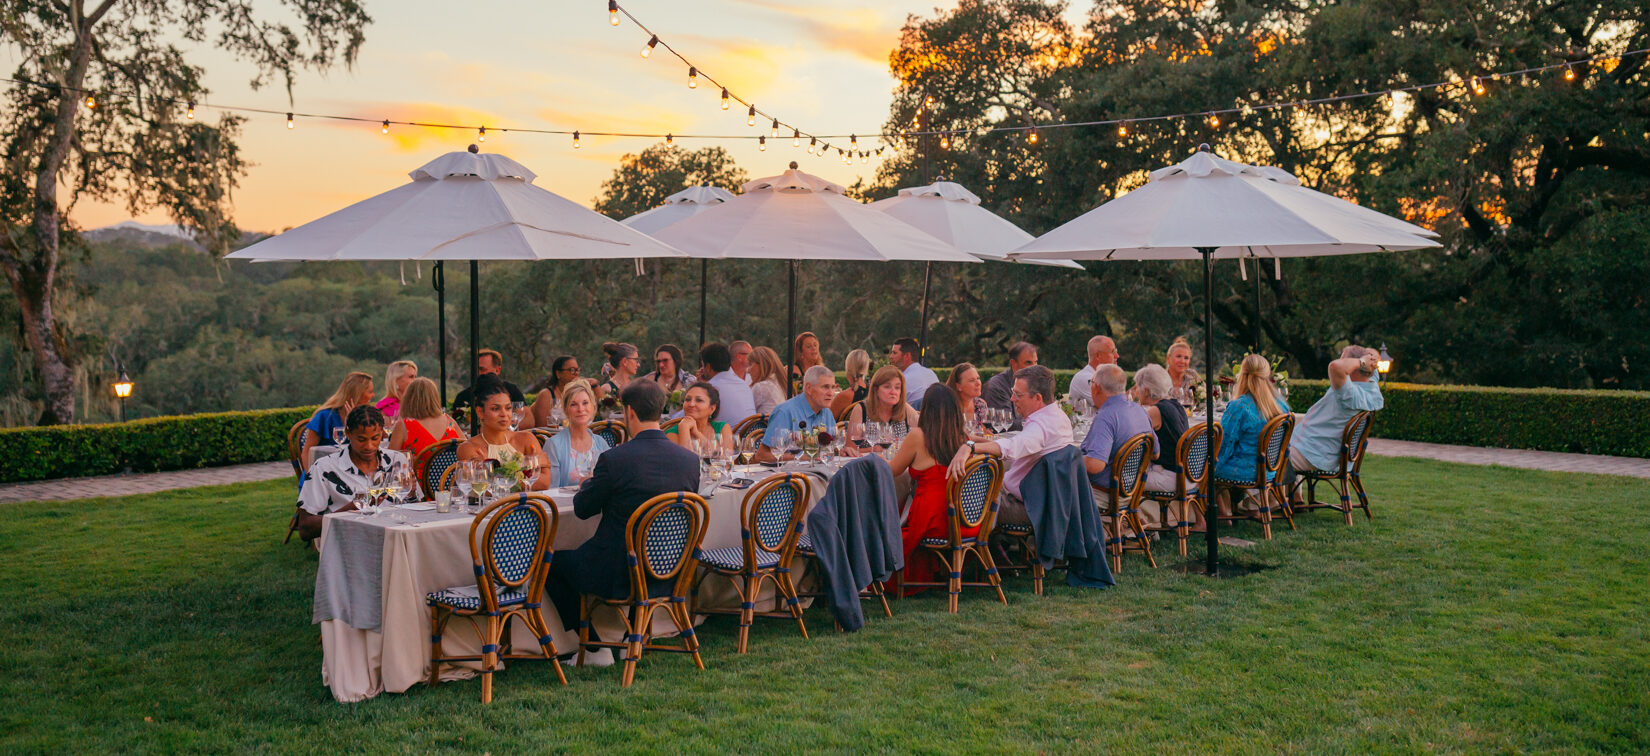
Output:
[1290,411,1375,525]
[731,413,769,444]
[588,419,628,448]
[1140,423,1221,557]
[577,491,710,687]
[285,418,309,483]
[659,417,682,433]
[1212,413,1297,540]
[903,454,1007,613]
[414,439,463,501]
[793,536,893,623]
[426,493,565,703]
[693,474,811,653]
[1095,433,1156,572]
[529,427,557,450]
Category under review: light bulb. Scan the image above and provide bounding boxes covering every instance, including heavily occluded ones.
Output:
[720,88,730,110]
[1564,63,1576,81]
[687,67,697,88]
[666,133,673,144]
[381,120,389,134]
[641,35,657,58]
[770,118,779,138]
[1471,77,1485,95]
[84,93,95,109]
[1027,127,1039,144]
[477,126,486,142]
[850,134,858,147]
[1207,113,1220,128]
[573,130,580,149]
[747,104,756,126]
[608,0,620,26]
[186,101,196,120]
[286,113,294,129]
[1117,122,1128,138]
[860,152,868,164]
[792,129,800,147]
[758,135,767,151]
[938,135,948,150]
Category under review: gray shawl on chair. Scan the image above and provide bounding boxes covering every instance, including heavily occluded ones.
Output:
[1019,445,1115,589]
[804,455,904,631]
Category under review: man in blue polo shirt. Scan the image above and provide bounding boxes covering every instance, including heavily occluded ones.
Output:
[1288,346,1384,476]
[1080,364,1155,515]
[754,365,840,463]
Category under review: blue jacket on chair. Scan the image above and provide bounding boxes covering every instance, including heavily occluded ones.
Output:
[1019,445,1116,589]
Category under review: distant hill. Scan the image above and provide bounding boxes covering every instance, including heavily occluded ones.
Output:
[84,221,272,252]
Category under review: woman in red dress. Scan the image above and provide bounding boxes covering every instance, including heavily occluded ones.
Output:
[387,377,466,481]
[888,383,974,590]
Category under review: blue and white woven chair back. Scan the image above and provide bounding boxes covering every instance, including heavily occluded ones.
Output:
[591,422,622,448]
[631,493,709,581]
[749,475,803,553]
[422,442,460,498]
[1182,424,1212,484]
[954,456,1001,529]
[1262,414,1295,472]
[1345,412,1373,465]
[1112,433,1153,498]
[482,498,545,586]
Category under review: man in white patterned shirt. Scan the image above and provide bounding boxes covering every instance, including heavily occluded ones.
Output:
[293,405,410,541]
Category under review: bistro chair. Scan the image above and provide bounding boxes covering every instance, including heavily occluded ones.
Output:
[588,419,628,448]
[731,413,769,444]
[1290,411,1375,525]
[904,454,1006,613]
[529,427,557,450]
[659,417,682,433]
[1212,413,1297,540]
[426,493,564,703]
[793,536,893,623]
[1140,423,1221,557]
[577,492,710,687]
[415,439,463,500]
[692,473,811,653]
[285,418,309,483]
[1095,433,1156,572]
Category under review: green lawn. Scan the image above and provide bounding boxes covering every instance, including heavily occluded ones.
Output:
[2,457,1646,754]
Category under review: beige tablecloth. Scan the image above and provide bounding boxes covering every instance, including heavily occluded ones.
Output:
[317,469,829,702]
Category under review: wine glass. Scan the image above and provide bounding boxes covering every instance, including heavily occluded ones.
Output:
[351,490,371,516]
[784,428,803,460]
[510,402,526,432]
[331,426,347,446]
[548,404,565,429]
[391,468,414,506]
[471,468,492,506]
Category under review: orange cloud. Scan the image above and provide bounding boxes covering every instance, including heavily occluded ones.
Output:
[340,102,509,153]
[728,0,895,64]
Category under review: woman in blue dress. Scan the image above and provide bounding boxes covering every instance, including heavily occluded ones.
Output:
[1215,354,1291,496]
[543,379,611,488]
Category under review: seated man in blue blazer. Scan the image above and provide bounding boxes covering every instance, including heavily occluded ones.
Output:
[545,379,700,643]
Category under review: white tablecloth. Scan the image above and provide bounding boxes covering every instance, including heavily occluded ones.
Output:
[316,466,830,702]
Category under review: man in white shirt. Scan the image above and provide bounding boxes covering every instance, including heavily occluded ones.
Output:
[730,340,754,385]
[889,337,939,409]
[293,405,411,541]
[701,341,757,424]
[1067,335,1119,405]
[947,365,1073,527]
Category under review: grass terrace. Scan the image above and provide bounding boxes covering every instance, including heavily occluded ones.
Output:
[3,457,1646,753]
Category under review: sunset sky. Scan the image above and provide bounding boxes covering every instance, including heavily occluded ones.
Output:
[47,0,1022,233]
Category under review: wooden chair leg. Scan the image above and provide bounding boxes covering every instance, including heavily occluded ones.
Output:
[777,573,809,640]
[870,580,892,618]
[737,574,756,654]
[1130,509,1157,568]
[480,615,498,704]
[1275,484,1296,530]
[283,512,300,544]
[668,602,706,671]
[1177,499,1190,557]
[428,608,445,687]
[576,598,591,668]
[524,605,568,686]
[1352,475,1372,520]
[978,546,1007,606]
[948,550,962,613]
[621,605,645,687]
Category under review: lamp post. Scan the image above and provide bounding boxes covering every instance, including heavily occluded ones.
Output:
[1377,343,1393,377]
[112,370,133,422]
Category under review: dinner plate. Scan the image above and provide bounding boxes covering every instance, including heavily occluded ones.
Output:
[398,502,436,512]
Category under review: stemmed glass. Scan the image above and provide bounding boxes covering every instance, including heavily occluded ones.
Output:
[548,404,565,429]
[391,468,414,507]
[784,428,803,461]
[570,449,596,487]
[331,426,347,446]
[470,465,493,507]
[454,463,475,509]
[351,490,373,516]
[510,402,526,432]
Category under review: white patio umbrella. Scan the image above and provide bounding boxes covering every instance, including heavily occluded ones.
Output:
[654,164,978,377]
[622,185,737,348]
[230,147,694,415]
[1010,146,1440,576]
[871,179,1082,349]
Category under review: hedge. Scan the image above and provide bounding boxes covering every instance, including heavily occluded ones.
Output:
[1286,380,1650,459]
[0,406,315,483]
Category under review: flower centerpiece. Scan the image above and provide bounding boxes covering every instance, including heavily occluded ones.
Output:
[598,393,624,420]
[666,389,686,415]
[1227,354,1291,399]
[492,449,526,493]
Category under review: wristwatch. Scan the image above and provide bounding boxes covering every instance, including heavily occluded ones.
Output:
[966,440,977,454]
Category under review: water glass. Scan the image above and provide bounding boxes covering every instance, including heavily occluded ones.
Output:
[434,490,452,514]
[351,490,371,515]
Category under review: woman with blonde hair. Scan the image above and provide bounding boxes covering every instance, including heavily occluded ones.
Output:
[375,360,418,420]
[845,365,919,446]
[387,377,466,477]
[301,371,375,467]
[1164,336,1201,404]
[1213,353,1290,484]
[542,379,611,488]
[829,348,871,419]
[749,345,787,415]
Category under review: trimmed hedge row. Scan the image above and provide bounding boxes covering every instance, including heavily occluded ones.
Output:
[0,406,315,483]
[1287,380,1650,459]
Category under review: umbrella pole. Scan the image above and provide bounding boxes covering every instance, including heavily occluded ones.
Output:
[470,260,480,436]
[1201,247,1220,577]
[435,261,447,408]
[1252,258,1263,352]
[918,262,933,354]
[699,259,708,348]
[785,259,797,397]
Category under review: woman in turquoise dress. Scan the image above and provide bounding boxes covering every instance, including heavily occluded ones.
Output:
[1214,353,1291,485]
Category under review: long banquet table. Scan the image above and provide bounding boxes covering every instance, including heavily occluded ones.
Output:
[314,466,830,703]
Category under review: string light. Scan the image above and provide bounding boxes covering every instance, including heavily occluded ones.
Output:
[792,129,800,147]
[1117,122,1128,138]
[938,135,948,150]
[747,104,757,126]
[860,151,868,164]
[1027,126,1039,144]
[573,130,581,149]
[1206,112,1220,129]
[608,0,620,26]
[720,88,730,110]
[758,135,766,151]
[1564,63,1576,81]
[687,67,697,88]
[666,133,673,144]
[381,119,389,134]
[477,126,486,142]
[770,118,779,138]
[1471,77,1486,95]
[641,35,658,58]
[84,93,95,109]
[186,101,195,119]
[286,112,294,129]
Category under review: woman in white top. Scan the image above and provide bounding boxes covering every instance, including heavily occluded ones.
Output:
[457,376,551,490]
[748,345,787,415]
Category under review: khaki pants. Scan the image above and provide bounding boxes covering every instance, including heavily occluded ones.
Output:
[996,490,1028,527]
